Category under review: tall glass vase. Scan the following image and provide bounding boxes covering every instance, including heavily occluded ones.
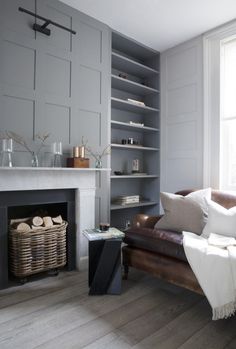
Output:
[52,142,62,167]
[1,139,13,167]
[31,152,39,167]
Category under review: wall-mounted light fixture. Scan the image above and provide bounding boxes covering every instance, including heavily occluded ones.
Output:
[18,7,76,36]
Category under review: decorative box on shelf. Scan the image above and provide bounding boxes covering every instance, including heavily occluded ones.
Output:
[67,145,90,168]
[67,157,90,168]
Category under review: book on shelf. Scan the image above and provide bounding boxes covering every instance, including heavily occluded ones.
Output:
[118,201,139,205]
[116,199,139,204]
[116,195,140,200]
[129,121,144,127]
[83,227,125,241]
[131,172,147,176]
[127,98,145,106]
[113,195,140,205]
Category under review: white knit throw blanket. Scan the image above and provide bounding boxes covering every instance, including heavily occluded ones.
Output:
[183,231,236,320]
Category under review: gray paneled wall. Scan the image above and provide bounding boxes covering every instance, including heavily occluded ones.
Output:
[160,36,203,193]
[0,0,110,224]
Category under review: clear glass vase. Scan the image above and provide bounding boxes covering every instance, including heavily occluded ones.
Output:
[53,154,62,167]
[95,157,102,168]
[31,152,39,167]
[52,142,62,168]
[1,139,13,167]
[1,152,13,167]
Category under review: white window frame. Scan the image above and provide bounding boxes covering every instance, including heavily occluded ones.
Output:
[220,37,236,190]
[203,20,236,189]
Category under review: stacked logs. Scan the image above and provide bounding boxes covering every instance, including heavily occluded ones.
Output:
[11,215,63,232]
[9,214,67,279]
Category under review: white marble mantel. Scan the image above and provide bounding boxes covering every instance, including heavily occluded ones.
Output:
[0,167,110,268]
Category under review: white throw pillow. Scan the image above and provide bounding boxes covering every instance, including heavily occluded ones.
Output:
[202,198,236,238]
[155,188,211,235]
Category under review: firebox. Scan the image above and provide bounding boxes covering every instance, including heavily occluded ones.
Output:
[0,189,76,289]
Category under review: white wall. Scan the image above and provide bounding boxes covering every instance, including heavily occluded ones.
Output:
[161,36,204,193]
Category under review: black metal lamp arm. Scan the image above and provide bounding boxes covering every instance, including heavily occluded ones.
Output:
[18,7,76,36]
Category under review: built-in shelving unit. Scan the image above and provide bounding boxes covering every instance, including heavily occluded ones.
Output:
[110,31,160,228]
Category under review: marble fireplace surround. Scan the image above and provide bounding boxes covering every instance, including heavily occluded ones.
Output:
[0,167,109,269]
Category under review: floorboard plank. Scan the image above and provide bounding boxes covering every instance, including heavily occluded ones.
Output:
[0,276,87,326]
[34,289,171,349]
[0,273,159,348]
[0,270,236,349]
[0,271,86,309]
[224,335,236,349]
[83,291,201,349]
[132,298,211,349]
[178,315,236,349]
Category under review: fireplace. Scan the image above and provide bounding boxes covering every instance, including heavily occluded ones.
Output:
[0,189,76,289]
[0,167,103,290]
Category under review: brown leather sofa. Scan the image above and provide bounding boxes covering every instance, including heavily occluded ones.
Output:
[122,189,236,295]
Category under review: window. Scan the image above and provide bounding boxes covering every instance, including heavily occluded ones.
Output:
[203,23,236,190]
[220,38,236,190]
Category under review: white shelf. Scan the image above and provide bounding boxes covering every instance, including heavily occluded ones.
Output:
[0,167,111,172]
[111,143,159,151]
[111,97,159,114]
[111,120,159,133]
[111,200,158,210]
[112,51,159,78]
[111,175,158,179]
[111,75,159,96]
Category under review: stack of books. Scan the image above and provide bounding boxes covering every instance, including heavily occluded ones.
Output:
[114,195,140,205]
[83,227,125,241]
[129,121,144,127]
[127,98,145,106]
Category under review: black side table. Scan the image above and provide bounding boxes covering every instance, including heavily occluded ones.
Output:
[88,238,122,295]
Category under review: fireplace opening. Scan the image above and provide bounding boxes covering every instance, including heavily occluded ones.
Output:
[0,189,76,289]
[8,202,68,221]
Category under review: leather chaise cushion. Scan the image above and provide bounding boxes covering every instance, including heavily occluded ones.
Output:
[124,227,187,262]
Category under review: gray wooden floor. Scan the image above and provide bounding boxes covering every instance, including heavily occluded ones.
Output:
[1,263,236,349]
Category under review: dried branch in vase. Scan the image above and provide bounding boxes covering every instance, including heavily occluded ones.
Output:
[0,132,7,140]
[80,137,110,168]
[85,144,111,162]
[4,131,50,156]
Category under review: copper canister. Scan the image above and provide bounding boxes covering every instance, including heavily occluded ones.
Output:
[73,146,85,158]
[79,146,85,158]
[73,146,79,158]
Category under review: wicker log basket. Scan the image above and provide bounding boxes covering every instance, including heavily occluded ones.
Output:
[9,217,68,280]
